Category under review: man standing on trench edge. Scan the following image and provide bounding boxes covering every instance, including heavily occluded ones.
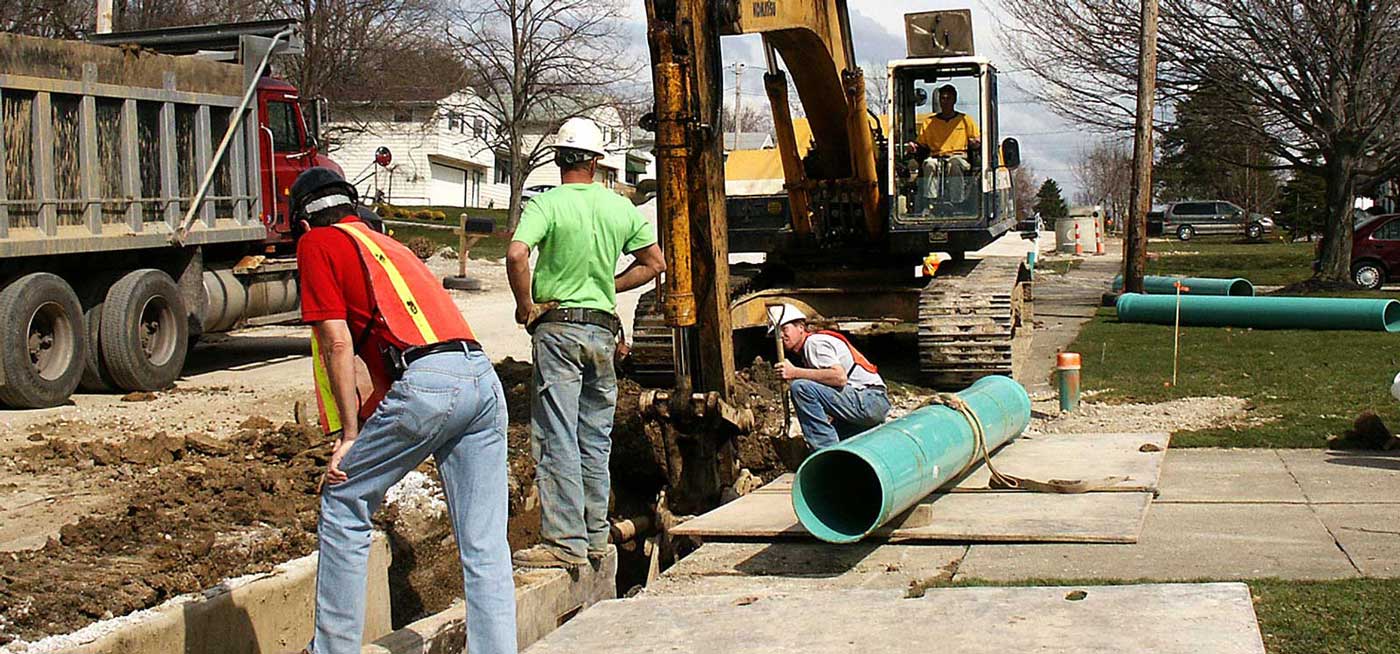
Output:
[291,167,516,654]
[507,117,667,569]
[770,303,891,450]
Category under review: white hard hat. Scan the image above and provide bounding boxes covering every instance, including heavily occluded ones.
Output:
[766,303,807,334]
[1391,372,1400,402]
[551,117,608,157]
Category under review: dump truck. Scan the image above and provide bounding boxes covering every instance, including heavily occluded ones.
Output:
[0,20,340,408]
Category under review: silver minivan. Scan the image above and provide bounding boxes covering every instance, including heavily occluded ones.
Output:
[1163,200,1274,241]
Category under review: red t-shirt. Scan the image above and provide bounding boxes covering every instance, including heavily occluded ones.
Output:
[297,215,407,420]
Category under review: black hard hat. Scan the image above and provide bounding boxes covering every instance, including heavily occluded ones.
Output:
[290,167,358,218]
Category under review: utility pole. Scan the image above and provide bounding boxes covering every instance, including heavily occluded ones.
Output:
[95,0,113,33]
[1124,0,1159,294]
[729,62,745,151]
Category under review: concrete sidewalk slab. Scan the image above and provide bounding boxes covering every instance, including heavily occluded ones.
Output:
[526,583,1265,654]
[1155,449,1304,504]
[1313,504,1400,578]
[956,503,1357,581]
[647,542,967,596]
[1278,449,1400,504]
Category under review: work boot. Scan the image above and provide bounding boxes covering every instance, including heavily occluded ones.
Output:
[587,546,610,565]
[513,544,586,570]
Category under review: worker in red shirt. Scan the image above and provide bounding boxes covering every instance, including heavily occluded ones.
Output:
[291,168,515,654]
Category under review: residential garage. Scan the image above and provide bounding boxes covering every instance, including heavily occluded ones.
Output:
[428,154,486,207]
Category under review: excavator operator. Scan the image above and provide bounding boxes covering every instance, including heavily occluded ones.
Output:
[907,84,981,210]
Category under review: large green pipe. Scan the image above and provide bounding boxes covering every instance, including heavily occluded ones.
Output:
[791,376,1031,543]
[1116,293,1400,332]
[1113,275,1254,296]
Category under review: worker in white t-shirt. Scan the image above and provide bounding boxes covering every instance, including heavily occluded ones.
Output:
[769,304,891,449]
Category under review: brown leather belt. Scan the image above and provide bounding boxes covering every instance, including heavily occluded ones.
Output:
[536,307,621,335]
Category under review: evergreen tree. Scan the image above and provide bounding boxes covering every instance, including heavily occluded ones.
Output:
[1034,179,1069,219]
[1156,80,1279,213]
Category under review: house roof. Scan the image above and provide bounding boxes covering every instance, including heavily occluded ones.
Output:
[723,132,775,151]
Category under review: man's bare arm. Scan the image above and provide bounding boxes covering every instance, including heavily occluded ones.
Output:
[507,240,536,324]
[312,319,360,440]
[777,361,848,388]
[616,243,667,293]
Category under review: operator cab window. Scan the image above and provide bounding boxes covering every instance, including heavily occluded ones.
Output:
[267,101,304,153]
[892,64,984,222]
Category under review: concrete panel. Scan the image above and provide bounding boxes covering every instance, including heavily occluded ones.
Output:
[1156,449,1304,503]
[647,542,967,596]
[362,547,617,654]
[525,583,1266,654]
[957,503,1357,581]
[1277,449,1400,504]
[951,431,1170,493]
[1314,503,1400,578]
[68,532,391,654]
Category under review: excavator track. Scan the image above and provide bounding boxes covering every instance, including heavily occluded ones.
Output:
[918,257,1031,389]
[629,289,676,387]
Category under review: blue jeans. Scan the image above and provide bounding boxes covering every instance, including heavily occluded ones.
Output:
[790,379,891,450]
[310,349,517,654]
[530,321,617,560]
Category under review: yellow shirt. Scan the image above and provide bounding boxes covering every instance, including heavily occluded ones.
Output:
[918,112,980,156]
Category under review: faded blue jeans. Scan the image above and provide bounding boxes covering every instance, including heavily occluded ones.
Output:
[531,321,617,561]
[790,379,891,450]
[310,349,517,654]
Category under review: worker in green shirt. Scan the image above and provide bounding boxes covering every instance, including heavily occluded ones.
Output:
[506,117,667,569]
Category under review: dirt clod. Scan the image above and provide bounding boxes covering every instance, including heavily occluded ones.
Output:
[120,391,158,402]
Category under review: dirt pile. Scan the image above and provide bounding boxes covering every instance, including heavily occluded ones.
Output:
[0,421,326,644]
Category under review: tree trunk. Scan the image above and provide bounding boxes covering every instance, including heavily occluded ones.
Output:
[1315,155,1356,283]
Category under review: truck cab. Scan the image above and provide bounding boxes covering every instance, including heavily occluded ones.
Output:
[256,77,340,245]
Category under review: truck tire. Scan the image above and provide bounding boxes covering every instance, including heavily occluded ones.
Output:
[76,274,122,392]
[100,269,189,392]
[0,273,87,408]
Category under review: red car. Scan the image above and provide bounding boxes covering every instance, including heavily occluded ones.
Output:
[1346,213,1400,289]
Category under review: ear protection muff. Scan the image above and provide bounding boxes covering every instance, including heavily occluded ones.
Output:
[555,148,597,167]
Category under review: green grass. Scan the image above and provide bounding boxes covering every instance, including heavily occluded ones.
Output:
[1068,307,1400,447]
[1147,239,1315,286]
[944,577,1400,653]
[388,224,508,261]
[384,205,511,230]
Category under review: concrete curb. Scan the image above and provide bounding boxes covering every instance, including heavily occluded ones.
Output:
[363,547,618,654]
[64,532,391,654]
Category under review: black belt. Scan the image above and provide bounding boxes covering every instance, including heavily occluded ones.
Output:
[536,307,621,334]
[402,339,483,367]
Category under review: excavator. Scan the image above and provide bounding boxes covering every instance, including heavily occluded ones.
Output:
[632,1,1030,513]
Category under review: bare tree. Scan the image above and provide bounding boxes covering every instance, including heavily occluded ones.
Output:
[1011,162,1040,222]
[1000,0,1400,282]
[721,104,774,140]
[1073,138,1135,226]
[864,59,890,114]
[445,0,639,229]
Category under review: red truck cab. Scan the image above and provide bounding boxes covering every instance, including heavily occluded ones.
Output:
[257,77,342,245]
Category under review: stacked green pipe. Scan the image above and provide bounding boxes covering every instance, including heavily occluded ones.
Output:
[1116,293,1400,332]
[791,376,1031,543]
[1112,275,1254,296]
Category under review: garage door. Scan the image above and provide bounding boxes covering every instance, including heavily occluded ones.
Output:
[429,162,467,207]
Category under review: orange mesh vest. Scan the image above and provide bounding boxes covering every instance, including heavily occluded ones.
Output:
[312,221,476,434]
[813,330,879,374]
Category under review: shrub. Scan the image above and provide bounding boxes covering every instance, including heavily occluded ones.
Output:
[430,210,448,221]
[411,209,434,221]
[403,236,436,260]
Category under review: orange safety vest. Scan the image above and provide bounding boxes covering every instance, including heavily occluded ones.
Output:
[812,330,879,375]
[312,221,476,435]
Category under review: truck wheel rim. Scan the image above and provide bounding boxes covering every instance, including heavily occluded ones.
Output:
[139,296,178,367]
[27,301,74,381]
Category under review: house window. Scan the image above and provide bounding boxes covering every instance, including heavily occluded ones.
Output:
[473,117,486,139]
[393,107,414,122]
[626,169,640,185]
[448,113,460,131]
[494,153,512,185]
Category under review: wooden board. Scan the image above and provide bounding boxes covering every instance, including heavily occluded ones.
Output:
[527,584,1267,654]
[949,431,1170,493]
[670,481,1152,543]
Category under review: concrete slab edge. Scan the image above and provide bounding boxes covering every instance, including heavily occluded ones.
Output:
[362,546,618,654]
[67,532,392,654]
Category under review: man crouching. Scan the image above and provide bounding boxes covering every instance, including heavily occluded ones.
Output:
[770,304,891,449]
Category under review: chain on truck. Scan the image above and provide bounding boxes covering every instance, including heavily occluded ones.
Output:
[0,20,340,409]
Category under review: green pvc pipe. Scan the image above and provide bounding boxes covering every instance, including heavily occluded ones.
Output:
[1116,293,1400,332]
[791,376,1031,543]
[1112,275,1254,296]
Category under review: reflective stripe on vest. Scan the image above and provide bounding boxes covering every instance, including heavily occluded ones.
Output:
[813,329,879,374]
[312,220,476,434]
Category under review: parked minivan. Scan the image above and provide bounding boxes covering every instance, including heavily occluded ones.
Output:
[1163,200,1274,241]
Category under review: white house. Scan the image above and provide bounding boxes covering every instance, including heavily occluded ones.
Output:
[520,105,655,192]
[329,89,510,209]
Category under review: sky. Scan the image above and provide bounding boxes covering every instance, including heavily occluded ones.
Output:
[622,0,1091,199]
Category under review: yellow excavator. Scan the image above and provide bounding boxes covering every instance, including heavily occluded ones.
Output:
[633,2,1030,511]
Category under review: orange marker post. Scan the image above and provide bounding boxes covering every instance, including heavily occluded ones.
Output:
[1056,352,1082,412]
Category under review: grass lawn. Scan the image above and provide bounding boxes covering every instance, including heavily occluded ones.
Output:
[1147,238,1316,286]
[947,577,1400,653]
[1067,307,1400,447]
[382,205,511,230]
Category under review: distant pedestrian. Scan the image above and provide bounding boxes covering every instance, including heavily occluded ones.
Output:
[292,167,516,654]
[507,117,666,569]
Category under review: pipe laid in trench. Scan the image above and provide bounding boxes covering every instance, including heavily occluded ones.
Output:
[1115,293,1400,332]
[1112,275,1254,296]
[791,376,1031,544]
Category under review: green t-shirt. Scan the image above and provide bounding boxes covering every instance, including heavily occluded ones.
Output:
[512,183,657,313]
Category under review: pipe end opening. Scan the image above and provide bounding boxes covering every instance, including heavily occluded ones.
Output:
[792,449,884,543]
